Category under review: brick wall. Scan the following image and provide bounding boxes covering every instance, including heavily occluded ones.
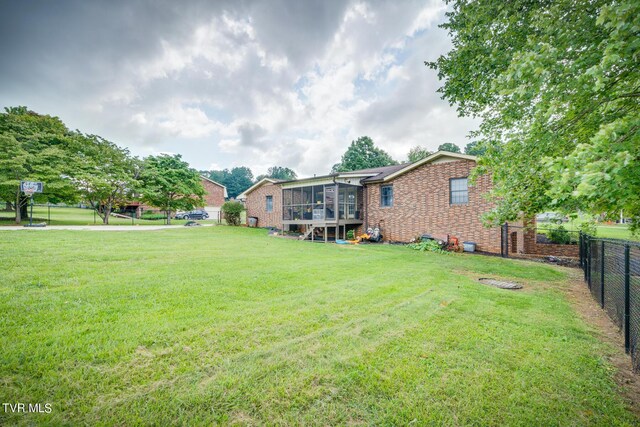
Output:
[521,220,579,258]
[245,182,282,228]
[200,179,226,207]
[364,160,501,253]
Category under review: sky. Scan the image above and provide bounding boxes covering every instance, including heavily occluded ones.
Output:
[0,0,478,177]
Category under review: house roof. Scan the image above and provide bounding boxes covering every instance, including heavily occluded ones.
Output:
[362,151,477,183]
[200,175,228,198]
[236,177,282,200]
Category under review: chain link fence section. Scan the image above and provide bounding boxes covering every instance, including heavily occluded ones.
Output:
[580,234,640,372]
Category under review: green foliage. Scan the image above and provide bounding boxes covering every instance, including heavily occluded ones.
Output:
[346,229,355,240]
[577,220,598,237]
[221,201,245,226]
[464,141,486,156]
[139,154,205,224]
[255,166,297,182]
[206,166,254,199]
[407,239,450,254]
[140,212,166,220]
[0,107,80,222]
[437,143,461,153]
[428,0,640,234]
[546,225,573,245]
[72,134,141,224]
[332,136,397,173]
[407,146,432,163]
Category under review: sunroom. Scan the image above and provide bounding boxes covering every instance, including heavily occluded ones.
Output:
[281,179,364,241]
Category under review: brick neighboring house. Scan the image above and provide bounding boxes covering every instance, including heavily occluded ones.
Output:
[121,176,227,218]
[199,176,228,217]
[240,151,508,253]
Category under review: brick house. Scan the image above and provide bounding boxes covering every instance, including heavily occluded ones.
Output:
[240,151,507,253]
[199,176,228,217]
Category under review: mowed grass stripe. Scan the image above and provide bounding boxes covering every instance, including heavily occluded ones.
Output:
[0,227,636,425]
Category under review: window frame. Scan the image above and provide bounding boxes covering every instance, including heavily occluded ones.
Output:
[449,177,469,205]
[380,185,393,207]
[266,195,273,212]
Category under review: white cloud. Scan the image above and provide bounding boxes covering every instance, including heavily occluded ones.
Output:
[0,0,477,178]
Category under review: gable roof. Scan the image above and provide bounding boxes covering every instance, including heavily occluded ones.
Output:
[236,177,282,200]
[362,151,477,183]
[200,175,228,198]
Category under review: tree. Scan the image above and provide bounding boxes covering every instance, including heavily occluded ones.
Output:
[437,143,461,153]
[464,141,486,157]
[139,154,205,224]
[428,0,640,232]
[221,200,245,226]
[407,146,432,163]
[72,134,140,224]
[256,166,297,181]
[0,107,79,223]
[332,136,397,173]
[205,166,254,199]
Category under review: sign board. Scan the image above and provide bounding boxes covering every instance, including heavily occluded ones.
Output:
[20,181,44,196]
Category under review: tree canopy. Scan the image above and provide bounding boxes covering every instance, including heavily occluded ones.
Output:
[428,0,640,232]
[139,154,205,224]
[407,146,432,163]
[437,143,461,153]
[256,166,297,182]
[464,141,486,157]
[332,136,397,173]
[72,134,141,224]
[206,166,254,199]
[0,107,79,222]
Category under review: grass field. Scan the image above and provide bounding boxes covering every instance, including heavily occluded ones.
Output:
[0,206,224,226]
[0,227,636,425]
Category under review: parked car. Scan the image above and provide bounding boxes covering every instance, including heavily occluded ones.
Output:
[536,212,568,223]
[175,209,209,220]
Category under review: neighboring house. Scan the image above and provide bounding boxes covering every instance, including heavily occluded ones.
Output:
[241,151,503,253]
[119,176,227,218]
[199,176,228,217]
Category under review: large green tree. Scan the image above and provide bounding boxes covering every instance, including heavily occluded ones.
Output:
[72,134,141,224]
[255,166,297,182]
[332,136,397,173]
[140,154,205,224]
[464,141,487,157]
[407,146,432,162]
[206,167,254,199]
[0,107,79,223]
[437,143,461,153]
[428,0,640,232]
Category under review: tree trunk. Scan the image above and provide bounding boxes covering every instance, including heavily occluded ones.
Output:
[166,210,171,225]
[15,191,21,224]
[103,204,111,225]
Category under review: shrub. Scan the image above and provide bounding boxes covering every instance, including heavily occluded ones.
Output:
[407,239,450,255]
[547,225,572,244]
[221,201,245,226]
[346,230,355,240]
[140,212,166,220]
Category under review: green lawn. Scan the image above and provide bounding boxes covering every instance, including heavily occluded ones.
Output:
[0,227,636,425]
[0,206,224,226]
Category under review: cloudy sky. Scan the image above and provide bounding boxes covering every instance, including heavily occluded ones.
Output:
[0,0,477,177]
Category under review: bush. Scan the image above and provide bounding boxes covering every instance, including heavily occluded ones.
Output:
[407,239,450,254]
[547,225,572,244]
[221,201,245,226]
[140,212,166,220]
[346,230,355,240]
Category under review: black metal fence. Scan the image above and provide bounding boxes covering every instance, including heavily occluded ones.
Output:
[580,233,640,372]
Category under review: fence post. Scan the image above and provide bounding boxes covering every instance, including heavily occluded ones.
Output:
[579,232,583,268]
[600,240,605,308]
[624,244,630,353]
[48,203,51,225]
[587,237,592,288]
